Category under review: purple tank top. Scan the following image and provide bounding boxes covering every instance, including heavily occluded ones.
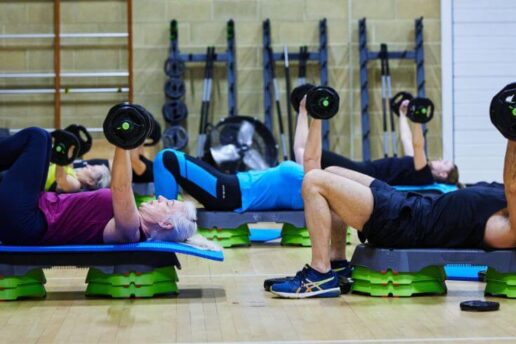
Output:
[38,189,114,245]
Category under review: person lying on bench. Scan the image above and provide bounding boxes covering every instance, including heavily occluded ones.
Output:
[269,93,511,299]
[293,83,459,186]
[47,145,154,192]
[0,127,217,249]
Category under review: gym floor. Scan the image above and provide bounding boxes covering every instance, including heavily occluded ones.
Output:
[2,234,515,344]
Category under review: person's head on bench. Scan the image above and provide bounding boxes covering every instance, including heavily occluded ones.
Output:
[428,160,458,185]
[75,164,111,190]
[139,196,197,242]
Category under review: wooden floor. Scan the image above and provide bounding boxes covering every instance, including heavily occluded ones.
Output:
[1,237,516,344]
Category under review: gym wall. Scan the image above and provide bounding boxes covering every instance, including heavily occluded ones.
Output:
[0,0,441,160]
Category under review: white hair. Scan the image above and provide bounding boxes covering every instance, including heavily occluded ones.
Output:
[83,165,111,190]
[148,201,198,242]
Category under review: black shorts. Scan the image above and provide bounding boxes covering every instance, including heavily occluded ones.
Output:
[360,179,426,248]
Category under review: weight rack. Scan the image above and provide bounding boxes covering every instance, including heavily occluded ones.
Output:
[165,19,237,118]
[262,18,329,150]
[358,17,426,161]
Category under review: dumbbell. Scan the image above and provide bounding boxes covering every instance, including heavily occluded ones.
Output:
[103,103,153,149]
[289,84,340,119]
[64,124,92,156]
[50,130,81,166]
[144,113,162,147]
[390,91,434,124]
[490,83,516,140]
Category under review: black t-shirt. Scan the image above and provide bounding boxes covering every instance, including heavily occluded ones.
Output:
[422,184,507,248]
[370,156,434,185]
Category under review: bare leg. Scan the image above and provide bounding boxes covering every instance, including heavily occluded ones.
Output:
[303,169,374,273]
[330,211,347,261]
[485,141,516,247]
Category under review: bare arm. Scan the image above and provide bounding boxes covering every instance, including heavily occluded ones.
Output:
[411,122,428,171]
[303,98,322,174]
[55,165,81,193]
[103,147,141,243]
[398,100,414,156]
[130,145,147,176]
[293,102,309,165]
[504,141,516,231]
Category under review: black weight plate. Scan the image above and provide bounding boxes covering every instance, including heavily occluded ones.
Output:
[145,118,162,147]
[103,103,148,149]
[65,124,92,157]
[50,129,81,166]
[164,78,186,99]
[306,86,340,120]
[408,97,434,124]
[460,300,499,312]
[162,100,188,125]
[490,85,516,141]
[290,83,315,113]
[162,126,188,150]
[164,58,185,78]
[390,91,414,116]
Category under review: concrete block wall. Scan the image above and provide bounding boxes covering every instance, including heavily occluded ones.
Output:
[0,0,441,160]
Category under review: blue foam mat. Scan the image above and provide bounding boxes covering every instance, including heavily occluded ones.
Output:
[0,242,224,262]
[445,264,486,281]
[249,228,282,242]
[394,183,457,194]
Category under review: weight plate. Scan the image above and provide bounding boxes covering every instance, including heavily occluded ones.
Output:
[164,59,185,78]
[162,100,188,125]
[164,78,186,99]
[163,125,189,150]
[64,124,92,157]
[50,129,81,166]
[103,103,149,149]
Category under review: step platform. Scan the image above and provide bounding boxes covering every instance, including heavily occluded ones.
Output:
[0,241,223,300]
[350,244,516,298]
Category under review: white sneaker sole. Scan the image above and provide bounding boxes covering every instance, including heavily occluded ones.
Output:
[270,287,341,299]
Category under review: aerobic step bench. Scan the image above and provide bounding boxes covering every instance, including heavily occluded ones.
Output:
[350,244,516,298]
[0,242,223,300]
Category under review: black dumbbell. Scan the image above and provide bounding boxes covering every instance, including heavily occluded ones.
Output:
[407,97,434,124]
[144,113,162,147]
[50,130,81,166]
[103,103,153,149]
[289,84,340,119]
[305,86,340,120]
[64,124,92,157]
[490,83,516,140]
[390,91,414,116]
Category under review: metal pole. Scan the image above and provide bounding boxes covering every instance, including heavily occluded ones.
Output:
[127,0,134,103]
[53,0,61,129]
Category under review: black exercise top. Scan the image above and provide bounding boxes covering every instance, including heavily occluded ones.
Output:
[361,180,507,249]
[321,151,434,186]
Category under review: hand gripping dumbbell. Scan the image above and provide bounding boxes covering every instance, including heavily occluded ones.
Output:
[289,84,340,119]
[490,82,516,140]
[390,91,434,124]
[103,103,154,149]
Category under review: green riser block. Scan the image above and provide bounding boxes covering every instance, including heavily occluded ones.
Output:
[134,194,155,208]
[86,281,178,298]
[352,279,447,297]
[0,269,46,288]
[352,266,446,284]
[211,235,251,248]
[0,283,46,300]
[485,281,516,298]
[199,229,250,240]
[86,267,178,286]
[281,235,312,247]
[485,268,516,285]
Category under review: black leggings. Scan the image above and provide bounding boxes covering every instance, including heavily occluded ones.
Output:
[321,150,375,175]
[158,149,241,211]
[0,128,51,244]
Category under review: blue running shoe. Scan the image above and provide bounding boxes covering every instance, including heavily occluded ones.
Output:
[270,264,341,299]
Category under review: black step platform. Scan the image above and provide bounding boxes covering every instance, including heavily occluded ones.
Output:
[351,244,516,273]
[197,210,306,228]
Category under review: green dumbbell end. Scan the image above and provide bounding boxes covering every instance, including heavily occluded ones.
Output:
[421,108,427,114]
[512,108,516,117]
[322,98,330,107]
[122,122,130,130]
[56,145,63,153]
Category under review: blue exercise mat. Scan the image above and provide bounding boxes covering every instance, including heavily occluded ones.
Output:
[0,241,224,262]
[394,183,457,194]
[249,228,282,242]
[445,264,486,281]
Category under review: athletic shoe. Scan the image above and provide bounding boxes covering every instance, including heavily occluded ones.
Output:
[264,259,352,293]
[269,264,341,299]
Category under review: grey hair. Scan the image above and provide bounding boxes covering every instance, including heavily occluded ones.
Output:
[84,165,111,190]
[148,201,197,242]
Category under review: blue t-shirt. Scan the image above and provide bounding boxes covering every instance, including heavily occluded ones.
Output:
[236,161,304,212]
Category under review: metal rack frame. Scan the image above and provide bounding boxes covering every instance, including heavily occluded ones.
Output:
[166,19,237,117]
[262,18,329,149]
[358,17,426,161]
